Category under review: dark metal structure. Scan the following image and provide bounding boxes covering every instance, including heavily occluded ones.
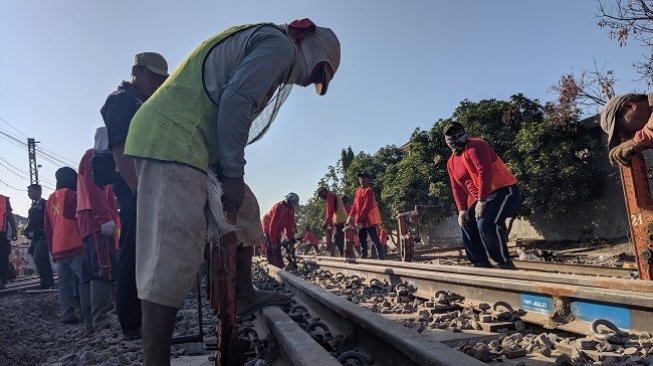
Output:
[27,137,39,185]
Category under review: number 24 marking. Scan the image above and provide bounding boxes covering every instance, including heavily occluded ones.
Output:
[631,214,643,226]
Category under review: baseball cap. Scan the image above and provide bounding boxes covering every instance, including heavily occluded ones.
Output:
[134,52,169,77]
[600,94,647,149]
[357,171,371,179]
[442,121,465,136]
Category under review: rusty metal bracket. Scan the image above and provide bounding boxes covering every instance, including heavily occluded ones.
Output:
[397,207,420,262]
[619,154,653,280]
[210,211,244,365]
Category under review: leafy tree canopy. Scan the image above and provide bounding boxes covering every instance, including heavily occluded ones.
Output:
[296,94,605,234]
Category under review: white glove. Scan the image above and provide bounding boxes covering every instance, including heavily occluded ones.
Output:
[475,201,487,220]
[457,210,467,227]
[100,220,116,237]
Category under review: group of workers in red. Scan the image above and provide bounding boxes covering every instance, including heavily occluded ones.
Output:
[259,171,389,269]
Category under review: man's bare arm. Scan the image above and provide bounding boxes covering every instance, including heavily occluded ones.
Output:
[112,141,138,193]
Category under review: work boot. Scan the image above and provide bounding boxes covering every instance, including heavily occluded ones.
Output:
[91,280,114,330]
[497,261,517,270]
[79,283,94,333]
[472,262,493,268]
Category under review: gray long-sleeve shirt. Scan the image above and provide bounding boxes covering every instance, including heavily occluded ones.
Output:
[203,25,295,178]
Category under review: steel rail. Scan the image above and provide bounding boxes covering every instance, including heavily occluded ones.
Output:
[300,256,651,293]
[265,264,490,366]
[368,250,635,278]
[0,276,58,295]
[260,306,342,366]
[511,260,634,278]
[300,258,653,334]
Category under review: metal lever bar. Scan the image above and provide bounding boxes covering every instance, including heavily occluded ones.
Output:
[619,154,653,280]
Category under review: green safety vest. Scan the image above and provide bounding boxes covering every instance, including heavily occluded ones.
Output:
[124,23,272,171]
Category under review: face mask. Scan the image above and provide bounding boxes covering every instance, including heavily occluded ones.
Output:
[445,131,467,155]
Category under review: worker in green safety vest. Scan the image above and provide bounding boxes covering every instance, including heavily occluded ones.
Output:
[123,18,340,365]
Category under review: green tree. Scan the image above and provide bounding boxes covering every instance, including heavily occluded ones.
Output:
[305,93,604,233]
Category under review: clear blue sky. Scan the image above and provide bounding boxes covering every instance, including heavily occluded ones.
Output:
[0,0,647,216]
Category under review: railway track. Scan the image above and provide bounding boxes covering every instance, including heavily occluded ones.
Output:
[0,275,54,295]
[298,256,653,336]
[388,248,636,279]
[261,263,490,366]
[174,263,491,366]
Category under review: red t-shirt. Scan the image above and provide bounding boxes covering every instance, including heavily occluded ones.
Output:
[76,149,120,239]
[447,138,496,210]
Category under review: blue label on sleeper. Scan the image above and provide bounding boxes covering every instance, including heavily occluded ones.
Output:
[570,301,631,330]
[520,293,553,314]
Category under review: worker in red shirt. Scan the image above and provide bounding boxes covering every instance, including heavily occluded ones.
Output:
[317,186,347,256]
[347,172,385,259]
[76,127,121,332]
[341,195,358,258]
[262,193,299,268]
[45,167,87,324]
[299,226,320,254]
[444,122,520,269]
[377,224,388,248]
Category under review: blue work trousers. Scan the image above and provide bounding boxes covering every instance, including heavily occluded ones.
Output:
[32,239,54,288]
[56,253,90,321]
[461,185,520,266]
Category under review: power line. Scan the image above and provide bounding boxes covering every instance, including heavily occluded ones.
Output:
[0,116,28,138]
[1,128,77,167]
[0,161,30,181]
[0,179,27,192]
[0,130,27,146]
[0,157,56,186]
[0,156,29,175]
[0,134,28,150]
[40,146,78,166]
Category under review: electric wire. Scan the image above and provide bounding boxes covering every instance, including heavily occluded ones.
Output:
[0,157,56,186]
[0,116,28,138]
[0,160,30,181]
[0,179,27,192]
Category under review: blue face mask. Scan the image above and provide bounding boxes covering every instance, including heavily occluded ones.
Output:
[445,131,467,155]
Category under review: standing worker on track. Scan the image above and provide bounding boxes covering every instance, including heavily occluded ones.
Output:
[0,194,18,289]
[122,19,340,365]
[317,186,347,256]
[45,167,86,325]
[443,121,520,269]
[26,184,54,289]
[347,172,385,260]
[101,52,168,340]
[77,127,122,333]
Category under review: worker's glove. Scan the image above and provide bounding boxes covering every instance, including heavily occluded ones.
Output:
[221,176,244,212]
[457,210,468,227]
[475,200,487,220]
[609,139,647,167]
[100,220,116,237]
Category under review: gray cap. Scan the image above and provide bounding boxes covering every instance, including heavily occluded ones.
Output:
[134,52,169,77]
[600,94,641,149]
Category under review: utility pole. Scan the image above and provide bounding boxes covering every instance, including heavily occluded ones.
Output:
[27,137,39,185]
